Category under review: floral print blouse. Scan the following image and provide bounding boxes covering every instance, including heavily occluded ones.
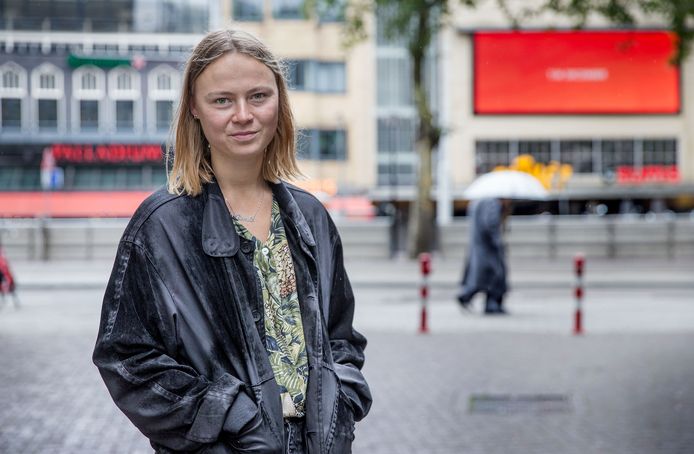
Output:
[233,198,308,418]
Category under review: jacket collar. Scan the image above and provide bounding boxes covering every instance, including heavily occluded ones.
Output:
[201,180,315,257]
[202,181,239,257]
[270,181,316,247]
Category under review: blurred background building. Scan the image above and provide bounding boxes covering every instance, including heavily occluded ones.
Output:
[1,0,693,218]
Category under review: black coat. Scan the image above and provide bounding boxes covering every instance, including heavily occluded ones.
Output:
[460,198,508,300]
[93,181,372,453]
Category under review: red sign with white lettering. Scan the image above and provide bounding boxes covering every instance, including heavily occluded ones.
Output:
[51,144,164,163]
[616,165,680,184]
[474,31,680,114]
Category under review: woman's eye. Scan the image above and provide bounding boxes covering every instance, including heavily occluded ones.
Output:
[214,98,228,105]
[251,93,266,101]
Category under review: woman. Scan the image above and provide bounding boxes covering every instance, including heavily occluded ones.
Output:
[93,29,371,453]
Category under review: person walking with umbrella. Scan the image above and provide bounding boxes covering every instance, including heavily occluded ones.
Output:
[457,197,511,314]
[456,170,548,314]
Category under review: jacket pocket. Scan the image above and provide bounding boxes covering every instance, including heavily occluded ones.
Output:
[323,363,355,454]
[329,390,355,454]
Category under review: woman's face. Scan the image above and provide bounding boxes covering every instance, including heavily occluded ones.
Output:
[191,52,279,165]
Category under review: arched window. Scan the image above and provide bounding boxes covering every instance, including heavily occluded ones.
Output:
[117,72,132,91]
[3,70,20,89]
[81,72,97,90]
[148,65,179,132]
[109,67,141,132]
[0,63,27,130]
[156,73,171,91]
[72,66,105,131]
[32,63,64,131]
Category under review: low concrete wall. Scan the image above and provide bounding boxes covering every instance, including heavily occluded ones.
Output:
[439,214,694,260]
[0,217,392,261]
[2,215,693,261]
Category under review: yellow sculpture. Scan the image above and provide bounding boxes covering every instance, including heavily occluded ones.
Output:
[494,154,573,190]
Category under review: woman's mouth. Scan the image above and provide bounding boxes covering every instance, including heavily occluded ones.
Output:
[231,131,258,141]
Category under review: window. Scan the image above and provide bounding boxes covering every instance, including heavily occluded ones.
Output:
[156,100,174,131]
[273,0,304,19]
[602,140,634,173]
[157,73,171,91]
[286,60,346,93]
[474,138,678,177]
[38,99,58,129]
[234,0,263,21]
[377,117,416,153]
[317,0,345,22]
[297,129,347,160]
[315,62,346,93]
[110,67,140,132]
[2,70,19,89]
[62,165,164,190]
[149,66,179,133]
[73,168,101,189]
[377,55,412,107]
[80,100,99,130]
[518,141,552,164]
[82,72,97,90]
[643,139,677,166]
[1,98,21,128]
[377,162,416,186]
[116,100,135,131]
[560,141,594,173]
[73,66,105,132]
[33,64,64,132]
[475,141,510,174]
[0,166,39,189]
[287,61,306,90]
[40,73,56,90]
[319,129,346,160]
[1,63,26,130]
[117,72,132,91]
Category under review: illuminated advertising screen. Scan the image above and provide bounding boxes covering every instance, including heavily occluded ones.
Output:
[474,31,680,114]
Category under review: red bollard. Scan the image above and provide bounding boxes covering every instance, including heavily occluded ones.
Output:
[573,253,585,335]
[419,252,431,334]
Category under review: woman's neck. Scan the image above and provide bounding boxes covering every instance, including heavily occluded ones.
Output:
[212,153,266,196]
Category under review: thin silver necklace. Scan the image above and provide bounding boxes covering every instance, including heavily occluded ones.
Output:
[225,190,265,223]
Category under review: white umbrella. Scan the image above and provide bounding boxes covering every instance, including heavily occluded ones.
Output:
[463,170,549,200]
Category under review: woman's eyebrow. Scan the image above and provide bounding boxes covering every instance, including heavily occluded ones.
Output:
[204,90,234,99]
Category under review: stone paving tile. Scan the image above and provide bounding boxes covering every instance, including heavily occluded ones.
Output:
[352,331,694,454]
[1,288,694,453]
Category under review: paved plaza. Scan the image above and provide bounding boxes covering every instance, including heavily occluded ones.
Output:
[0,256,693,453]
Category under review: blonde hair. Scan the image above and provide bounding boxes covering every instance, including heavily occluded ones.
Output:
[167,29,301,196]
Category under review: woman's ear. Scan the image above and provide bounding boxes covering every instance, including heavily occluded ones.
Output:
[190,105,199,119]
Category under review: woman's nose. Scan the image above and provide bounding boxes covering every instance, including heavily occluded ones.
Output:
[232,101,252,123]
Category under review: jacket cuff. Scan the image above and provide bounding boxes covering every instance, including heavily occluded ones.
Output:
[186,374,246,443]
[334,362,372,422]
[222,389,258,434]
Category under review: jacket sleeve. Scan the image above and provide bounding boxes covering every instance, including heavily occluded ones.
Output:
[92,241,258,451]
[326,231,373,422]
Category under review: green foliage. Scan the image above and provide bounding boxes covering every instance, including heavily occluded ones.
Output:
[310,0,692,62]
[515,0,693,62]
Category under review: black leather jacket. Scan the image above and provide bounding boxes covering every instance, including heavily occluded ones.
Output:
[93,181,372,453]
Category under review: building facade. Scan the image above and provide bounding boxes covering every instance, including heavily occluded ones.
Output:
[437,3,694,216]
[1,1,693,218]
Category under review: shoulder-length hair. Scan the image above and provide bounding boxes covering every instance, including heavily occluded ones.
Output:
[167,29,301,196]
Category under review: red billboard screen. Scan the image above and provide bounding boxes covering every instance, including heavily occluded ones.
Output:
[474,31,680,114]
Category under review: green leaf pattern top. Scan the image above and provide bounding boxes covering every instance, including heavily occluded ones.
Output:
[234,198,308,417]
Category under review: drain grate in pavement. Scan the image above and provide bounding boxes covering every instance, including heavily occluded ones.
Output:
[469,393,572,414]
